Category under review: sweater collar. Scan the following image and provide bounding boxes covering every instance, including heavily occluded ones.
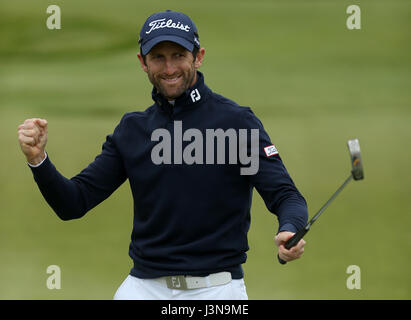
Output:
[152,71,210,115]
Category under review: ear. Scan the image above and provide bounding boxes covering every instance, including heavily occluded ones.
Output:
[137,52,148,73]
[194,48,206,69]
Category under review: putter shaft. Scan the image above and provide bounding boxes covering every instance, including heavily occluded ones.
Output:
[306,174,353,230]
[278,174,353,264]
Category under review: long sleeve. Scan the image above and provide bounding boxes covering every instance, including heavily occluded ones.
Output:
[29,131,127,220]
[242,108,308,233]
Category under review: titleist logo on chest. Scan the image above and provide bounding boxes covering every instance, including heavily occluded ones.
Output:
[146,18,191,34]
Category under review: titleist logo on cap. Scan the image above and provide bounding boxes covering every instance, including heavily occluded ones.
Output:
[146,18,191,34]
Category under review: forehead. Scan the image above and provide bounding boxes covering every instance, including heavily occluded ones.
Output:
[149,41,188,54]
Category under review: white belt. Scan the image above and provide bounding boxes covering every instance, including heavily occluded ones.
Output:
[153,271,232,290]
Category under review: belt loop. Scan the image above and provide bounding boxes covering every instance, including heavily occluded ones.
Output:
[205,275,211,288]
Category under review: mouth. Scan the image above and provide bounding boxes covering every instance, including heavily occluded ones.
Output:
[161,75,182,84]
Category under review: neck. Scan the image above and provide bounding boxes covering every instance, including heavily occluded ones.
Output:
[190,70,198,88]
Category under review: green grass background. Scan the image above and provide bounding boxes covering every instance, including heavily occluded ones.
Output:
[0,0,410,299]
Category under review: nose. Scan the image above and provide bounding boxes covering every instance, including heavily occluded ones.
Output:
[164,57,178,75]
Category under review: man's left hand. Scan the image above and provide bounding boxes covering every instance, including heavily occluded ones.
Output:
[275,231,306,263]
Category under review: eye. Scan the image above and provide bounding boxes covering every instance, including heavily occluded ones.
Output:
[149,53,163,60]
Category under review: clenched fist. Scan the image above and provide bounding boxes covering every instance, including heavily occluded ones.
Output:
[18,118,48,165]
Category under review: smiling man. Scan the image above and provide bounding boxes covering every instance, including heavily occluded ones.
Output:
[17,10,308,300]
[139,41,204,100]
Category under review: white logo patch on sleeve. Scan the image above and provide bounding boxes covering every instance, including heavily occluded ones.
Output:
[264,145,279,157]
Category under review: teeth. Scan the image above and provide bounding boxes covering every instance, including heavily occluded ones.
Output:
[164,76,180,81]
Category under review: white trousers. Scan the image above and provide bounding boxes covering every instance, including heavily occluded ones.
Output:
[113,275,248,300]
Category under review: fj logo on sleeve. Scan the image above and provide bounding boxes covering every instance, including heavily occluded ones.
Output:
[264,145,279,157]
[190,89,201,102]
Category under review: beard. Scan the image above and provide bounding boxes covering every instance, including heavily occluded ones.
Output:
[147,65,197,100]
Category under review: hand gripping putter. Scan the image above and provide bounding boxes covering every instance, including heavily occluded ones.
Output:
[278,139,364,265]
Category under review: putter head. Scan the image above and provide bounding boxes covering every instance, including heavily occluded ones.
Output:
[347,139,364,180]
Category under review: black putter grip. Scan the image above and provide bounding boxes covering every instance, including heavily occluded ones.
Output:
[277,227,309,265]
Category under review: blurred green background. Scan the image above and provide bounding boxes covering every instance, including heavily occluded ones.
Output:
[1,0,410,299]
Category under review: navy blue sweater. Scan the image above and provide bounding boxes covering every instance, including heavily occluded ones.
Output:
[30,72,308,279]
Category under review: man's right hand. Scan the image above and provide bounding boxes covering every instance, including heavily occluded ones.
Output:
[18,118,48,165]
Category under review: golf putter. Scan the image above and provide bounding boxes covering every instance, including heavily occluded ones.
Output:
[277,139,364,265]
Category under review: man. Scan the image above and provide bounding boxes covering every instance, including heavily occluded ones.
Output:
[17,10,307,300]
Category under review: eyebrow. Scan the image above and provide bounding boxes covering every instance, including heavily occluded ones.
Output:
[150,44,187,53]
[149,49,187,56]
